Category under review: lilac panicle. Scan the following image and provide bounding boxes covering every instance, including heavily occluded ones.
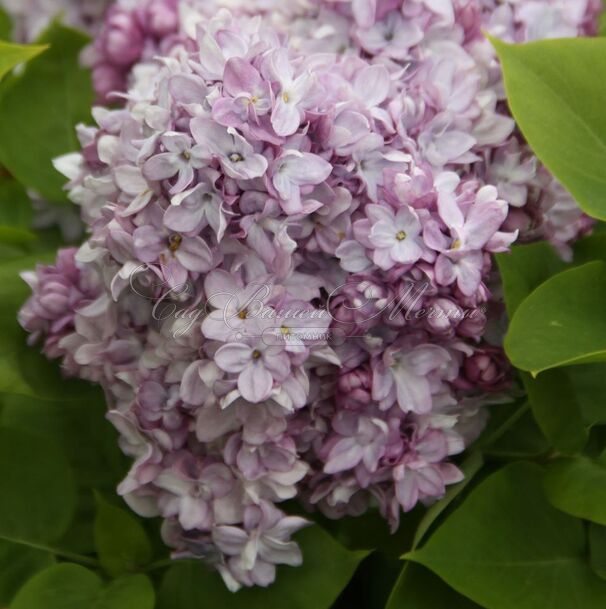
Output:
[19,0,601,591]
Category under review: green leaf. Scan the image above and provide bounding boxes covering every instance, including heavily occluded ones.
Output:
[0,224,36,246]
[573,232,606,265]
[0,336,98,400]
[407,462,606,609]
[0,40,48,81]
[0,177,36,246]
[380,454,485,609]
[491,36,606,221]
[412,451,483,549]
[483,406,550,458]
[521,370,587,454]
[94,494,152,577]
[589,524,606,580]
[10,564,155,609]
[497,241,599,444]
[496,242,566,317]
[505,262,606,374]
[474,400,529,448]
[157,526,367,609]
[331,552,401,609]
[386,563,482,609]
[0,539,54,606]
[543,456,606,525]
[95,575,155,609]
[1,393,126,491]
[0,426,76,545]
[11,564,101,609]
[0,22,93,203]
[1,393,128,555]
[308,507,423,556]
[0,8,12,40]
[567,364,606,425]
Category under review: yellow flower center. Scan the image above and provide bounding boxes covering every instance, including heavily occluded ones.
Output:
[168,233,182,252]
[229,152,244,163]
[396,230,407,241]
[282,92,290,103]
[252,349,262,359]
[451,238,462,250]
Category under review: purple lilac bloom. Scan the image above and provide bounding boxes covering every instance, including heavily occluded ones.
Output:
[2,0,112,42]
[19,0,601,592]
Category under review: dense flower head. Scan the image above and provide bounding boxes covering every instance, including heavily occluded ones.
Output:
[19,0,600,591]
[1,0,112,41]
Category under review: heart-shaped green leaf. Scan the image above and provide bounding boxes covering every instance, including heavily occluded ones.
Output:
[0,426,76,545]
[520,370,587,454]
[0,23,92,203]
[94,494,152,577]
[496,242,565,317]
[411,451,483,549]
[386,563,482,609]
[505,262,606,374]
[407,462,606,609]
[491,36,606,220]
[543,456,606,525]
[0,539,53,606]
[497,247,589,450]
[0,40,47,81]
[10,564,155,609]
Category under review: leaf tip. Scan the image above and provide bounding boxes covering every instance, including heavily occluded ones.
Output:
[483,32,506,51]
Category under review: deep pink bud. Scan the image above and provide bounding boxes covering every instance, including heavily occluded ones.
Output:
[92,64,127,104]
[424,297,463,336]
[463,347,509,392]
[141,0,180,36]
[502,208,533,235]
[101,9,145,66]
[337,365,372,408]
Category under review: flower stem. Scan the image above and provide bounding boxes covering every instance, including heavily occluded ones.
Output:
[0,534,101,568]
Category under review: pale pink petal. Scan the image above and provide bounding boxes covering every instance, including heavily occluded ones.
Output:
[354,65,389,107]
[164,202,206,232]
[175,236,213,272]
[352,0,377,27]
[271,99,301,137]
[224,57,263,96]
[238,363,273,402]
[394,369,432,414]
[143,153,179,181]
[324,437,363,474]
[215,343,253,373]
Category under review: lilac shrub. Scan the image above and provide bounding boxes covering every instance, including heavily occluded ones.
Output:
[19,0,600,591]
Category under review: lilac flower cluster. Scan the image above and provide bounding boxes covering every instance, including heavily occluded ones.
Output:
[1,0,112,41]
[87,0,600,255]
[19,0,600,591]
